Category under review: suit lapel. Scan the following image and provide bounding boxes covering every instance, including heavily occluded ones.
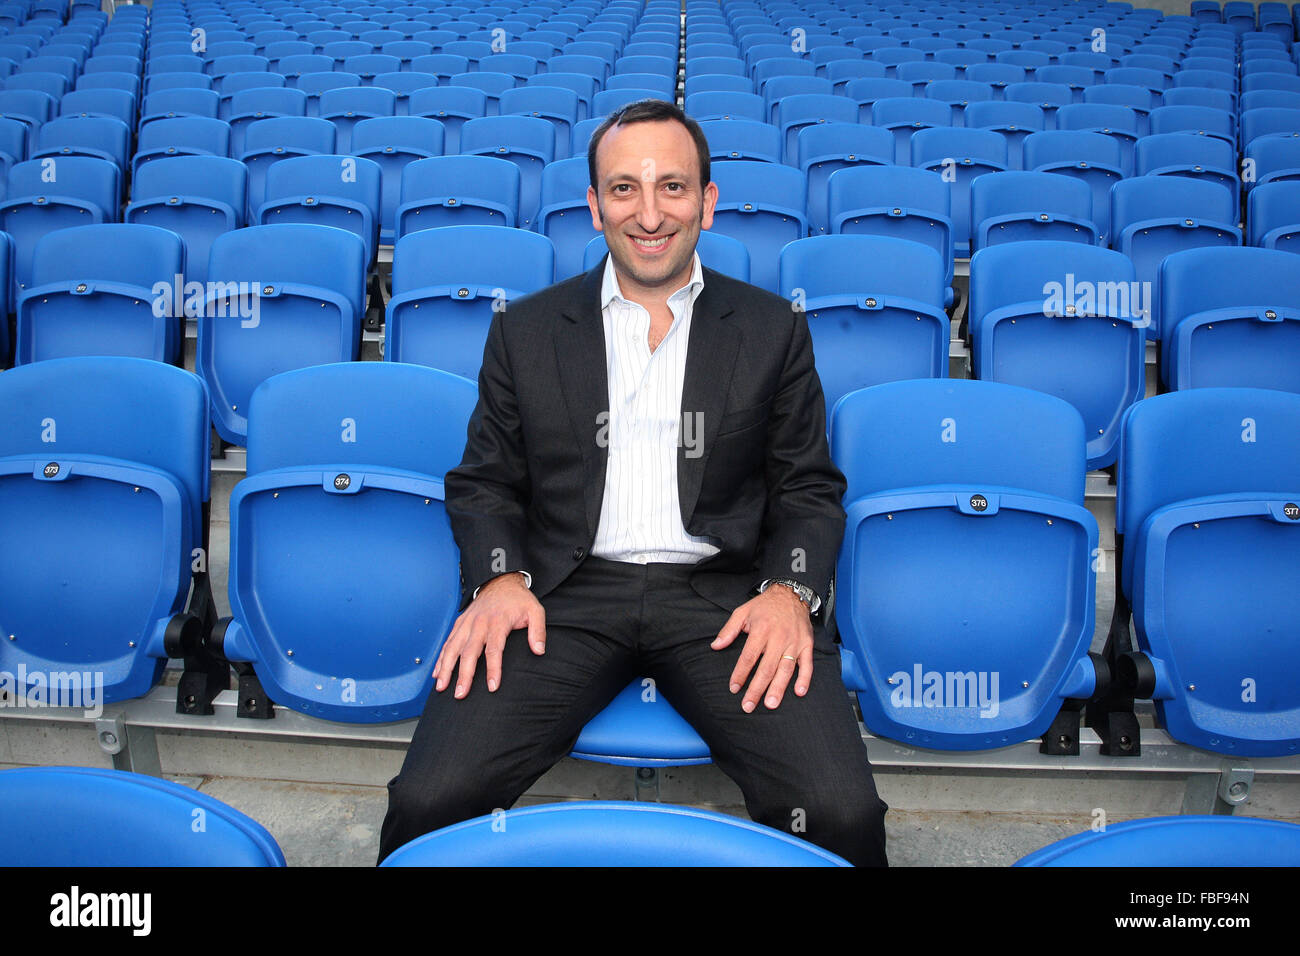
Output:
[678,270,740,525]
[554,262,610,538]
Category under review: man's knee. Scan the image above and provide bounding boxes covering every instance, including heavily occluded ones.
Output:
[379,771,502,862]
[751,786,889,867]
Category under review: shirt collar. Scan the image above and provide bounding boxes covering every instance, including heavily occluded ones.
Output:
[600,249,705,311]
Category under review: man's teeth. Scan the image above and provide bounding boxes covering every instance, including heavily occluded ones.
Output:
[633,236,668,247]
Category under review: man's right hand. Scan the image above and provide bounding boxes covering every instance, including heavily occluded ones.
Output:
[433,572,546,699]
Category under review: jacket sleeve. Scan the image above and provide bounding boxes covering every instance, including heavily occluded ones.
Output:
[443,309,533,609]
[755,299,847,607]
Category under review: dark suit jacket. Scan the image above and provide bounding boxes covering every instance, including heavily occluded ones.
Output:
[445,257,847,615]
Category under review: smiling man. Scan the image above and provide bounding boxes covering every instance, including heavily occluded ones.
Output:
[378,100,888,867]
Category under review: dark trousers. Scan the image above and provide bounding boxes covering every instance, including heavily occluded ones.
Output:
[378,558,888,866]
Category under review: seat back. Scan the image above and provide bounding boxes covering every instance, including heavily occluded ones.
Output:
[126,155,246,284]
[708,159,806,292]
[223,362,477,721]
[1017,815,1300,866]
[395,154,519,237]
[971,170,1097,250]
[1248,180,1300,250]
[258,154,382,265]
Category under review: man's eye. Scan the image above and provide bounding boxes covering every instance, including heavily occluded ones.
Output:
[665,182,683,192]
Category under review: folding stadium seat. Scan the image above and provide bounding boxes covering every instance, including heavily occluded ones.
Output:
[317,86,397,153]
[962,99,1046,171]
[923,80,996,126]
[498,86,582,162]
[1159,247,1300,392]
[371,72,438,117]
[911,127,1008,258]
[686,90,765,123]
[831,378,1102,751]
[459,115,555,230]
[685,74,753,99]
[276,53,336,84]
[535,156,598,279]
[131,115,230,180]
[32,115,131,179]
[0,156,119,297]
[349,115,446,245]
[1243,91,1300,115]
[705,159,806,294]
[1247,180,1300,252]
[0,357,216,708]
[1056,103,1140,176]
[872,96,952,165]
[392,155,520,239]
[1107,386,1300,756]
[145,72,213,99]
[697,118,781,165]
[125,155,246,286]
[779,235,948,420]
[1243,73,1300,96]
[968,241,1145,470]
[384,224,554,378]
[381,801,849,866]
[0,88,56,143]
[59,88,136,134]
[1241,107,1300,150]
[239,116,336,224]
[0,116,24,172]
[772,92,858,164]
[1112,176,1241,342]
[6,72,70,105]
[796,123,893,239]
[214,73,286,123]
[197,225,367,447]
[202,361,472,722]
[256,155,382,269]
[1023,130,1124,245]
[1018,815,1300,866]
[971,170,1098,250]
[1148,104,1237,149]
[897,60,959,95]
[1134,132,1240,228]
[996,49,1051,76]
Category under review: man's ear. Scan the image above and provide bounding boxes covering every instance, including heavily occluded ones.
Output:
[587,185,603,232]
[700,179,719,230]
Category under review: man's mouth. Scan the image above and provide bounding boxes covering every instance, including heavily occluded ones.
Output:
[632,235,671,249]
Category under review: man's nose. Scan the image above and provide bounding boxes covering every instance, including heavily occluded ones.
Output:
[637,186,665,232]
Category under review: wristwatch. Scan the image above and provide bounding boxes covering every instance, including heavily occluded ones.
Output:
[759,578,821,614]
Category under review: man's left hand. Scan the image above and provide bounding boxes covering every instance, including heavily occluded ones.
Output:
[711,587,813,713]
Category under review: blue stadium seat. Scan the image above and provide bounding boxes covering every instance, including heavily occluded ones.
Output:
[686,90,765,123]
[1084,82,1156,136]
[1241,107,1300,150]
[1114,387,1300,755]
[583,229,751,283]
[385,225,554,376]
[295,71,360,116]
[963,100,1045,170]
[1248,180,1300,251]
[318,86,397,152]
[698,118,781,165]
[59,88,136,132]
[0,766,285,865]
[498,86,581,162]
[197,224,367,446]
[459,114,555,229]
[872,95,952,164]
[0,357,211,705]
[536,156,597,279]
[971,170,1098,250]
[969,241,1145,469]
[1134,132,1240,224]
[1056,103,1140,176]
[827,164,954,300]
[1023,130,1124,245]
[126,155,246,286]
[780,235,948,420]
[371,72,438,118]
[408,85,485,154]
[796,122,892,237]
[831,379,1101,751]
[1159,247,1300,392]
[1017,815,1300,866]
[0,155,119,297]
[772,92,858,163]
[239,116,336,223]
[16,223,185,365]
[708,159,807,292]
[395,155,519,237]
[349,115,445,244]
[131,115,230,180]
[911,126,1008,257]
[380,801,850,866]
[140,88,221,134]
[212,361,475,721]
[31,114,131,176]
[227,86,307,156]
[256,154,382,267]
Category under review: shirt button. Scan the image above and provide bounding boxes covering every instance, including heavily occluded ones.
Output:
[572,547,586,561]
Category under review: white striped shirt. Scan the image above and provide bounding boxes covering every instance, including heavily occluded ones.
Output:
[592,253,721,565]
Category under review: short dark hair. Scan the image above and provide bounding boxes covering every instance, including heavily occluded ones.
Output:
[586,99,712,193]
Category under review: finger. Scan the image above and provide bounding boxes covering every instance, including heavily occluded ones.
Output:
[454,636,481,699]
[742,648,782,713]
[484,632,505,693]
[762,649,800,709]
[434,620,465,692]
[527,602,547,655]
[729,632,765,698]
[794,641,814,697]
[711,606,747,650]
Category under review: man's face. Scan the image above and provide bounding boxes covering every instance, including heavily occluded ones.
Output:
[587,118,718,299]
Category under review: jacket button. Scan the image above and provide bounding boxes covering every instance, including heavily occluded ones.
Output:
[572,547,586,561]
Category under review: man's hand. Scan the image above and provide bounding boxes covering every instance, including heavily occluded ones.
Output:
[433,572,546,699]
[711,586,814,713]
